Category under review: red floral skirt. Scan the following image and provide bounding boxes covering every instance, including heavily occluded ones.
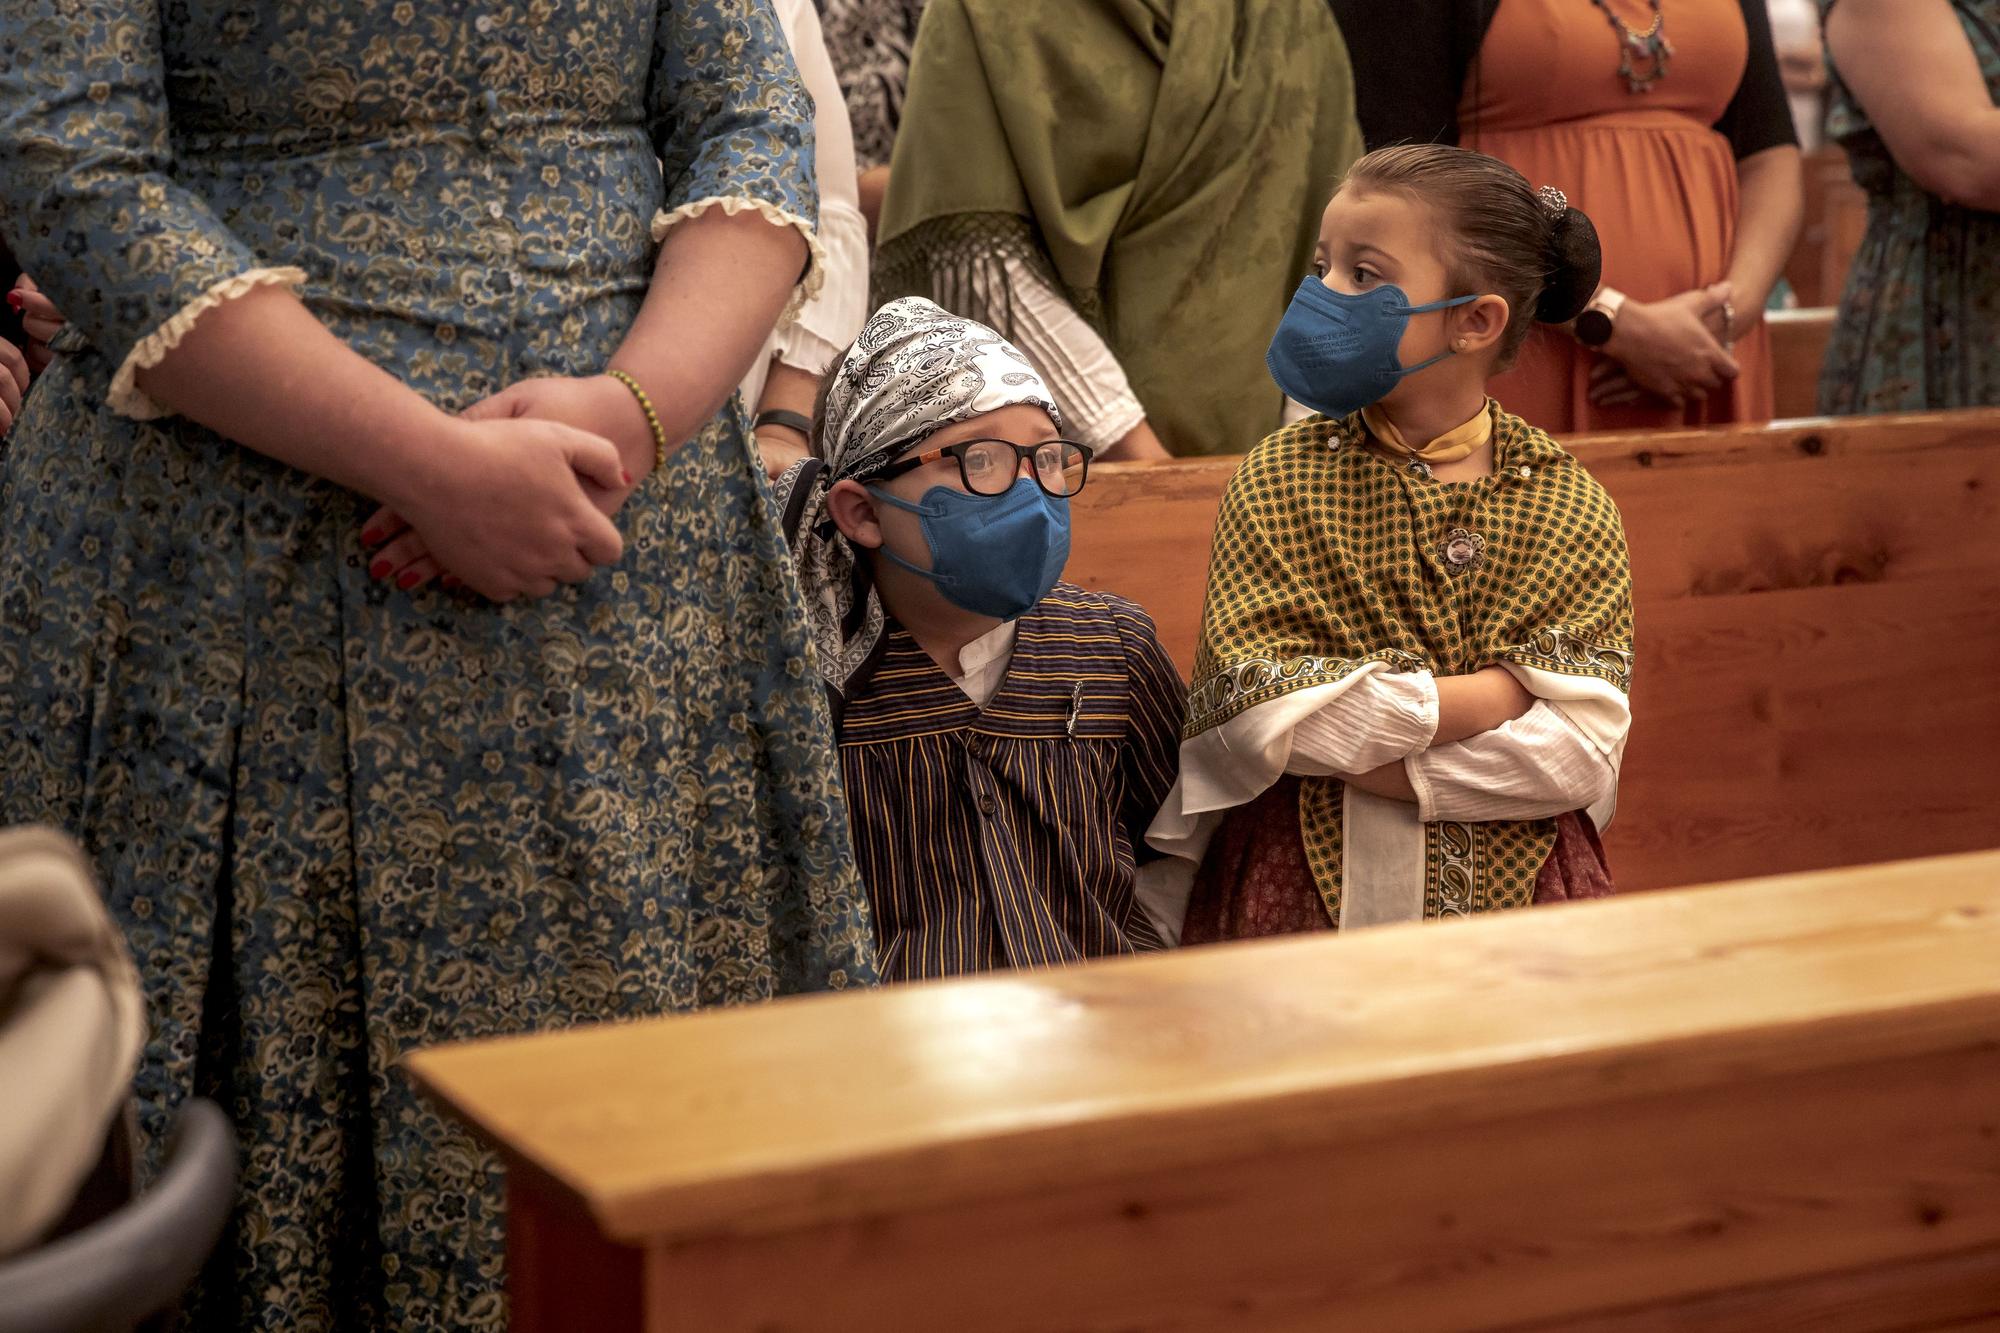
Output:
[1181,777,1614,945]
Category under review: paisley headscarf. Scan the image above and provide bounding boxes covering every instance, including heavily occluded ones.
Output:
[773,297,1060,701]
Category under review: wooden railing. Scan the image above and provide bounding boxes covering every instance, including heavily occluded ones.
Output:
[1768,306,1834,419]
[411,851,2000,1333]
[1064,409,2000,891]
[1784,146,1868,309]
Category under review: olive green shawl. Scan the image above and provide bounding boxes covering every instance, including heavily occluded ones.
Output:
[1189,407,1635,920]
[875,0,1362,457]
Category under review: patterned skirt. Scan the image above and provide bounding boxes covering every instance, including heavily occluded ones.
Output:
[1182,777,1613,944]
[1818,179,2000,415]
[0,342,875,1330]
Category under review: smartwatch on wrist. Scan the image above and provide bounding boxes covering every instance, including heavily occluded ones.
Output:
[752,408,813,440]
[1572,287,1625,349]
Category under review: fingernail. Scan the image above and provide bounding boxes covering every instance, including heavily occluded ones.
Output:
[369,559,392,580]
[4,292,19,311]
[621,470,633,485]
[361,528,382,545]
[397,571,421,589]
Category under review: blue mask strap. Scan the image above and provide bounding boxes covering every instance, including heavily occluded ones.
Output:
[863,486,955,589]
[876,544,953,587]
[1391,293,1480,376]
[1399,345,1459,376]
[1391,293,1481,316]
[866,486,933,518]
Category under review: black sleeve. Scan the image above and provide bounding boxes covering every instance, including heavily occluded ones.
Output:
[1326,0,1456,148]
[1713,0,1800,159]
[1325,0,1499,149]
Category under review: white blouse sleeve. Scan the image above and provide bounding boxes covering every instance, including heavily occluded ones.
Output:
[1287,670,1439,777]
[966,256,1146,453]
[1405,701,1618,824]
[1147,660,1432,881]
[741,0,872,408]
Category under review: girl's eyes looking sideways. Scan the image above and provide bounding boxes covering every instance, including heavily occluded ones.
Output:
[1311,258,1380,287]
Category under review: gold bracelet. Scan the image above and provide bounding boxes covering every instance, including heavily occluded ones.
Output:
[607,369,667,473]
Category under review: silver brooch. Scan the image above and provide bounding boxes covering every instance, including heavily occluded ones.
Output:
[1441,528,1486,573]
[1536,185,1568,219]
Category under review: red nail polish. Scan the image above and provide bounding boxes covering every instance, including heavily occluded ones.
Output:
[4,292,19,311]
[397,571,421,589]
[369,559,392,580]
[621,470,633,485]
[361,528,383,545]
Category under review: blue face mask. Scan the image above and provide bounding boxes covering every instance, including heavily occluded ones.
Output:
[868,477,1071,621]
[1266,276,1479,419]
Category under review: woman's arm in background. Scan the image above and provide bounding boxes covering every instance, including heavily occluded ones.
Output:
[1825,0,2000,210]
[1724,144,1804,337]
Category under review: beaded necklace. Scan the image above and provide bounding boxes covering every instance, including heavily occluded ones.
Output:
[1586,0,1675,93]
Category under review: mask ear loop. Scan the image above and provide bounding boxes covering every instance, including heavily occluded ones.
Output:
[1388,293,1483,317]
[867,486,943,519]
[874,543,959,590]
[863,485,957,590]
[1390,293,1484,374]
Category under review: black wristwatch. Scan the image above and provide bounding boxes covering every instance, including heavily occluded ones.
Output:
[1572,288,1625,349]
[752,408,813,439]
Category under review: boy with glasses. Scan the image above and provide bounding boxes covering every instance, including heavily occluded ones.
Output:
[775,299,1185,980]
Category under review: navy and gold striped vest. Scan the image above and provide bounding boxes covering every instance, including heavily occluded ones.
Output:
[838,583,1184,982]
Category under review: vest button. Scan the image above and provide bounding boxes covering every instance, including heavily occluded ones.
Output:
[977,795,998,818]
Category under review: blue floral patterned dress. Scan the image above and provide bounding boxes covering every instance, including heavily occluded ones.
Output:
[1818,0,2000,414]
[0,1,876,1328]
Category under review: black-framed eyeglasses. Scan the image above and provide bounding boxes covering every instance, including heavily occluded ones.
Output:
[875,438,1094,498]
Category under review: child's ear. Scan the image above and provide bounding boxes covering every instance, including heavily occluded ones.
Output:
[826,479,884,550]
[1453,294,1512,356]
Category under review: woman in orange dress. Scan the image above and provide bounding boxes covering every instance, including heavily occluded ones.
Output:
[1469,0,1802,431]
[1333,0,1804,433]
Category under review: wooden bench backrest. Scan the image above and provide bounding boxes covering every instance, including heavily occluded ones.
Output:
[1767,306,1834,419]
[1066,410,2000,891]
[411,851,2000,1332]
[1784,145,1869,308]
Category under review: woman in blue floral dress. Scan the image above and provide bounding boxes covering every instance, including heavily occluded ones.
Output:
[0,1,875,1328]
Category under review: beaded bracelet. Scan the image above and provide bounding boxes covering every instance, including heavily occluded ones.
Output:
[607,369,667,473]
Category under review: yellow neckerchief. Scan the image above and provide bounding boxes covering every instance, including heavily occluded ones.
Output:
[1359,399,1494,464]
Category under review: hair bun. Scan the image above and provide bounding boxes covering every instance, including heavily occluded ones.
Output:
[1534,204,1603,325]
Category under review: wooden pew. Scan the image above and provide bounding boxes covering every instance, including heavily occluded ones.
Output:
[1065,410,2000,891]
[1784,145,1869,309]
[410,851,2000,1333]
[1767,306,1835,419]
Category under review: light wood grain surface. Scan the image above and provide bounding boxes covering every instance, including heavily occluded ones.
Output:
[409,852,2000,1252]
[1768,306,1835,419]
[641,1044,2000,1331]
[1784,145,1869,309]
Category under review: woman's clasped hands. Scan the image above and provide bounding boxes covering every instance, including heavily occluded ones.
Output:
[363,373,664,602]
[1587,281,1741,410]
[7,271,653,603]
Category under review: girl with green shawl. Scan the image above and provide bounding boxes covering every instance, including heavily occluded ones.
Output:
[874,0,1364,459]
[1144,145,1636,942]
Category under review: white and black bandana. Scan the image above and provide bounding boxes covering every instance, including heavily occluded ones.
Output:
[773,297,1059,699]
